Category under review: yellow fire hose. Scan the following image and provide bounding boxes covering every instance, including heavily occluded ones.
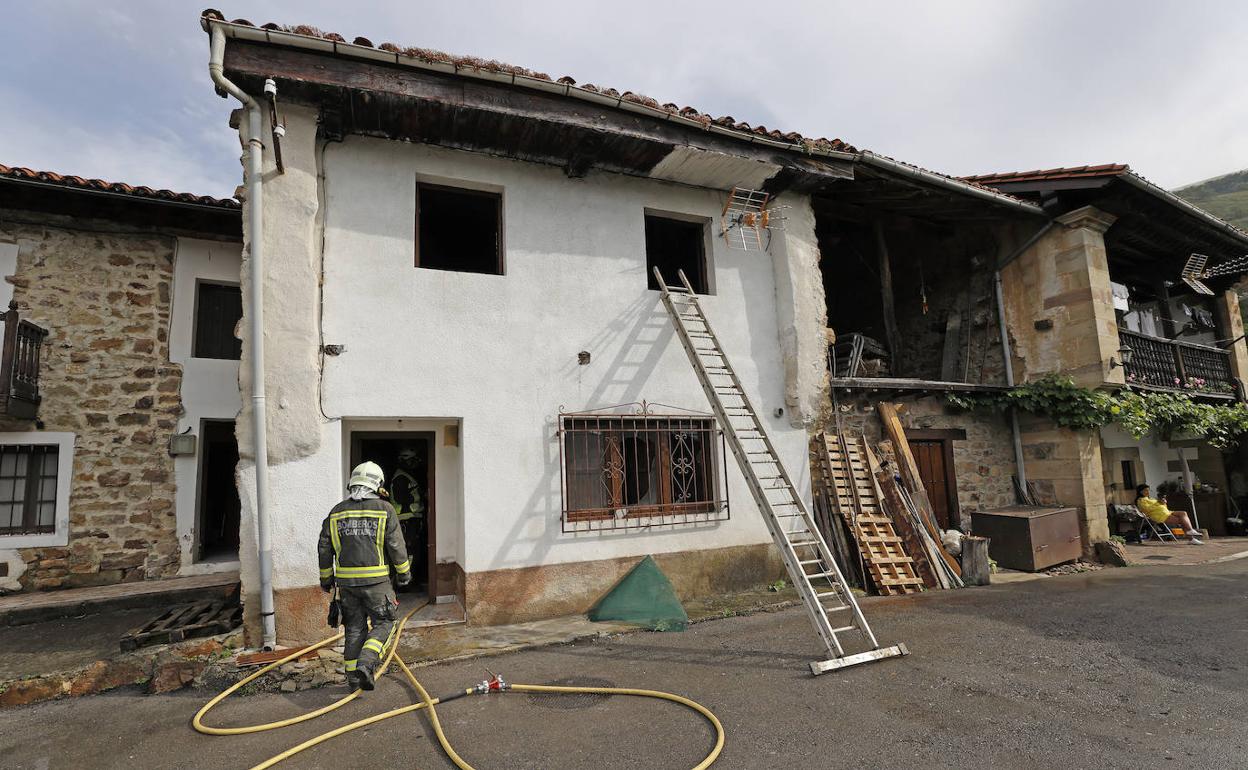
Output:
[193,603,725,769]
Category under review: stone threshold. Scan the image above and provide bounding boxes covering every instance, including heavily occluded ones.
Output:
[0,571,239,626]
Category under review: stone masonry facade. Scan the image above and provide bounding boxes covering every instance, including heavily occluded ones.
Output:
[0,212,183,590]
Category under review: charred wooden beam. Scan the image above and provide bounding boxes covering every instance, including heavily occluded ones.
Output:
[223,41,853,188]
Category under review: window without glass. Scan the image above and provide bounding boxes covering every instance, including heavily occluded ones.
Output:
[0,444,58,536]
[194,282,243,360]
[645,214,709,294]
[560,414,724,527]
[416,184,503,274]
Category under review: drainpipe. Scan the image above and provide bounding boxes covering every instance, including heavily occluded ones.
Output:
[209,24,276,650]
[994,222,1057,499]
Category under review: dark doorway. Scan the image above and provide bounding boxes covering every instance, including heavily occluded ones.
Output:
[908,434,962,531]
[196,420,241,561]
[349,432,436,595]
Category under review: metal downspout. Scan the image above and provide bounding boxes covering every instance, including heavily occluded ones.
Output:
[209,24,277,650]
[994,222,1057,498]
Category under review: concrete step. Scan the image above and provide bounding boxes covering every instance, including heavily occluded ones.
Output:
[0,572,239,627]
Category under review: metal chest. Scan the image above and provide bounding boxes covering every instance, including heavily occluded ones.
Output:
[970,506,1082,572]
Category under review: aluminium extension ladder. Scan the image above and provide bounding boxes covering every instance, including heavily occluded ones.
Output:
[653,268,908,674]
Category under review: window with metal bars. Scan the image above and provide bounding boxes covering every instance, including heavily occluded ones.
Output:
[0,444,59,536]
[559,409,728,531]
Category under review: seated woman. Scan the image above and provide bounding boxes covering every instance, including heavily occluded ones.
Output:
[1135,484,1204,544]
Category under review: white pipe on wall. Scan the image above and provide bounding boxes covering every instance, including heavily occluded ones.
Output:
[208,23,276,650]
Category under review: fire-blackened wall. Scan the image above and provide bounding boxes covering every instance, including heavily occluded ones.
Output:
[819,218,1007,384]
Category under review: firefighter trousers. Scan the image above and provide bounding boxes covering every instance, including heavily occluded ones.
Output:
[340,582,398,679]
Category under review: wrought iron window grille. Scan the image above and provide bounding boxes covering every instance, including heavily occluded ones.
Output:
[557,402,730,533]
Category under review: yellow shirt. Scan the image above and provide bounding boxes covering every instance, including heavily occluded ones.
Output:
[1136,496,1171,524]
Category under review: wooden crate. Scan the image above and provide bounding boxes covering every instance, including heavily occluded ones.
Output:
[119,599,242,652]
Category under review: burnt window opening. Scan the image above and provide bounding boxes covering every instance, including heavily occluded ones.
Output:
[416,184,503,275]
[0,444,58,536]
[559,414,727,531]
[645,215,709,294]
[193,282,243,360]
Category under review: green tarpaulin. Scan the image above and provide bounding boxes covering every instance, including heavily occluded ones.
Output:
[588,555,688,631]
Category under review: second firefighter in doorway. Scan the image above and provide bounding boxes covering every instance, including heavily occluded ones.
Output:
[318,461,411,690]
[390,446,427,592]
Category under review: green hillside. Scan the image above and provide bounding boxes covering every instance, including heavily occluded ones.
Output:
[1175,169,1248,231]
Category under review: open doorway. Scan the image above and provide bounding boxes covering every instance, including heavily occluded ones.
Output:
[196,419,241,561]
[349,431,436,596]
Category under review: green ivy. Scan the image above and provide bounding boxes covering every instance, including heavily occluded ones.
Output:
[946,374,1248,450]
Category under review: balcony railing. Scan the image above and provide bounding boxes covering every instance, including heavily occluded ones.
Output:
[0,304,48,419]
[1119,329,1237,396]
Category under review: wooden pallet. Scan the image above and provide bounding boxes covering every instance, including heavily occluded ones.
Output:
[119,599,242,652]
[816,433,924,596]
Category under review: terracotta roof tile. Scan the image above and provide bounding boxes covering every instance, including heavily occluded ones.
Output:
[0,163,239,209]
[961,164,1130,186]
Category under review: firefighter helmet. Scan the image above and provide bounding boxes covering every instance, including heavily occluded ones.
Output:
[348,461,385,492]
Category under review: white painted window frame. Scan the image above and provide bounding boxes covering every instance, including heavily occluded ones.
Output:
[0,432,75,548]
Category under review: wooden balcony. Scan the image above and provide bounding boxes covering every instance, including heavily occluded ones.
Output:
[1118,329,1238,397]
[0,304,48,420]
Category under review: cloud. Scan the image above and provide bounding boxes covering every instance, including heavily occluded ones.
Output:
[3,0,1247,194]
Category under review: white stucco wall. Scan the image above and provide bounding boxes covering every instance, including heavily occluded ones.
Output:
[1100,425,1197,489]
[265,137,814,579]
[169,237,243,574]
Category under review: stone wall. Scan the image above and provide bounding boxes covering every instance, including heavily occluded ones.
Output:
[819,395,1017,528]
[1000,206,1123,389]
[0,212,183,590]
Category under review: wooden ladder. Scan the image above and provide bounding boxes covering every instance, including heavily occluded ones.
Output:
[817,432,924,596]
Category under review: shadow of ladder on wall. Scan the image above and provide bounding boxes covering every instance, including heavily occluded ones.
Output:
[652,267,909,675]
[814,433,926,596]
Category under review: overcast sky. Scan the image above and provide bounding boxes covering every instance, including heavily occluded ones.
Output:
[3,1,1246,198]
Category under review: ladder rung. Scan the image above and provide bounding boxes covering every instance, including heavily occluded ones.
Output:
[830,625,858,634]
[798,559,822,566]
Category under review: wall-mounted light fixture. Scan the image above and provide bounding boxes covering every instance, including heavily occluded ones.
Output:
[1109,344,1134,369]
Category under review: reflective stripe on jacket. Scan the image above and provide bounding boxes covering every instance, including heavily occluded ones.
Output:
[391,469,424,522]
[318,497,411,586]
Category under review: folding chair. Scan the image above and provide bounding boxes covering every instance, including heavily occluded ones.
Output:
[1116,504,1178,543]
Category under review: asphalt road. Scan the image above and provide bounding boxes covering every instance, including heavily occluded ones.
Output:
[2,559,1246,769]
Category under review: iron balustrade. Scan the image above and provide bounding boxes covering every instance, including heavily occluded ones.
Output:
[1118,329,1235,395]
[558,404,729,533]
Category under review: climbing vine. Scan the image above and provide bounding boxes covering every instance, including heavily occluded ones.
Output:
[946,374,1248,450]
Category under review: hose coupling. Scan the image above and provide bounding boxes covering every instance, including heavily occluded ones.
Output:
[474,673,508,694]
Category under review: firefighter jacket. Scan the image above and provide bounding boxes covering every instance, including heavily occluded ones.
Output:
[318,497,411,587]
[390,469,424,522]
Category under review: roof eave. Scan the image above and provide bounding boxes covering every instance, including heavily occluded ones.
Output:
[1118,171,1248,251]
[0,174,239,214]
[858,152,1045,216]
[201,15,859,165]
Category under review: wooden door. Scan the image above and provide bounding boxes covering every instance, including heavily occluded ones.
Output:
[909,439,960,531]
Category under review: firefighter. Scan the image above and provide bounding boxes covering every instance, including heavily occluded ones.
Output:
[390,446,427,591]
[318,461,412,691]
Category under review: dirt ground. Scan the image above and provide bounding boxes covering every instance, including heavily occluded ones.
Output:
[2,558,1246,769]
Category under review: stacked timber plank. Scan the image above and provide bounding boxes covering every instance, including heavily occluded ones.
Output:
[813,433,924,596]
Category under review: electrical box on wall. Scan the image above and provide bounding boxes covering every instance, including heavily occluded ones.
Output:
[169,433,197,456]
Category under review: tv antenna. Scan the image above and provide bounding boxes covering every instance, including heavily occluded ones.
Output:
[1180,252,1248,295]
[720,187,786,251]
